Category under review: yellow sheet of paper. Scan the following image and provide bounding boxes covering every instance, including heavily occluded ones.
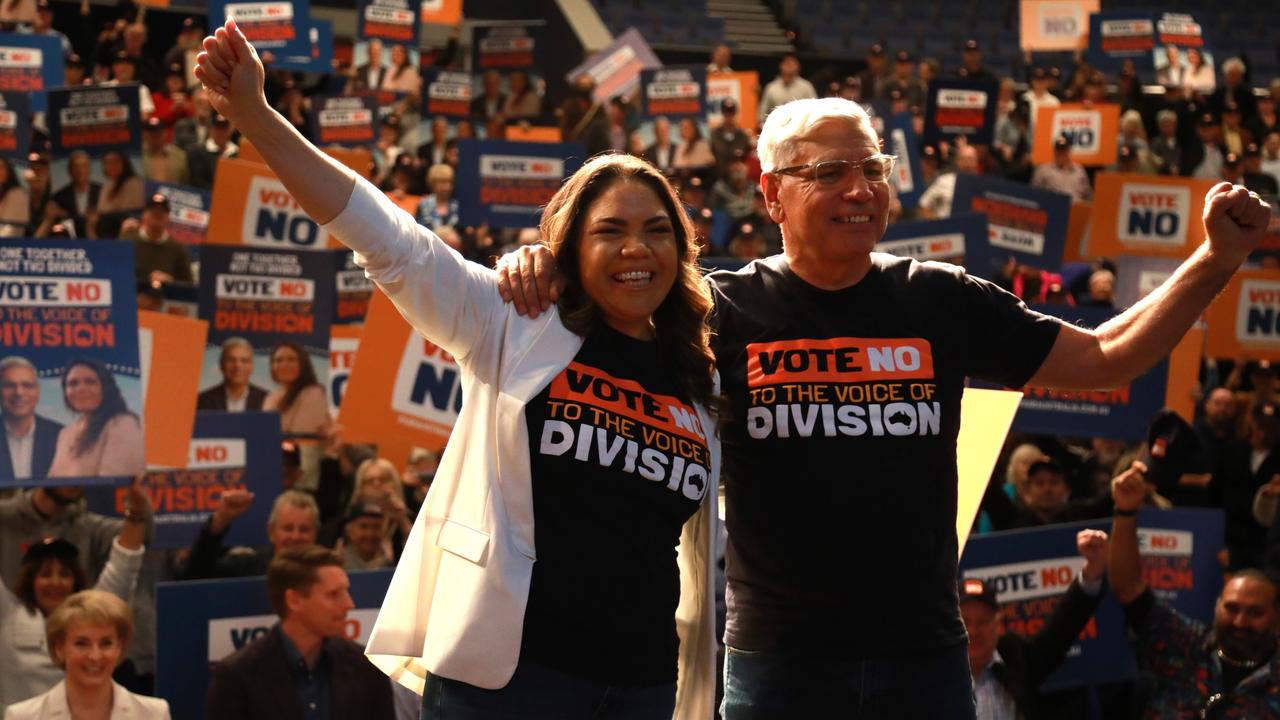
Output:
[957,388,1024,556]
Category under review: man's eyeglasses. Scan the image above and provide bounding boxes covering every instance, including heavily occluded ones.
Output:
[771,154,898,186]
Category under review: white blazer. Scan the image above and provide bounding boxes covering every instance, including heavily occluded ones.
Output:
[325,177,720,720]
[2,681,170,720]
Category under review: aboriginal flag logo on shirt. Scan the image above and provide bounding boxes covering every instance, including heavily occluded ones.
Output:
[743,337,942,440]
[536,362,710,501]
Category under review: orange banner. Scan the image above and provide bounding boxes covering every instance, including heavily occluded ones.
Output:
[1165,327,1204,423]
[139,310,207,467]
[505,125,562,143]
[421,0,463,26]
[329,324,363,417]
[707,71,760,132]
[1088,173,1215,258]
[207,157,345,250]
[336,291,458,450]
[1062,202,1093,263]
[1205,270,1280,360]
[238,138,374,179]
[1032,103,1120,166]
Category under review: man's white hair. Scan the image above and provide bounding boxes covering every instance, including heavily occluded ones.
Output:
[757,98,879,173]
[1223,57,1246,76]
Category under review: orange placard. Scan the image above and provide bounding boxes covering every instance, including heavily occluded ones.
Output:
[336,291,458,450]
[1087,173,1215,259]
[505,126,562,143]
[1062,202,1092,263]
[420,0,463,26]
[389,192,422,216]
[329,324,363,416]
[1165,327,1204,423]
[1019,0,1098,51]
[1205,270,1280,360]
[238,138,374,179]
[207,157,346,250]
[139,311,207,467]
[707,71,760,132]
[1031,103,1120,166]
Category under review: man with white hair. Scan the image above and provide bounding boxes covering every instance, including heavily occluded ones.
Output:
[0,356,62,483]
[185,489,319,578]
[499,96,1272,717]
[197,337,267,411]
[1212,57,1257,120]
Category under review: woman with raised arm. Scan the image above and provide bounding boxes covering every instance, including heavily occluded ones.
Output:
[196,20,719,720]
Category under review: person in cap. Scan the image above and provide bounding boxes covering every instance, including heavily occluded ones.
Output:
[710,155,756,221]
[1151,108,1185,176]
[1242,142,1279,194]
[140,115,189,185]
[1221,100,1254,157]
[878,50,923,107]
[711,97,751,181]
[125,193,193,286]
[1246,95,1278,147]
[163,17,204,83]
[0,480,149,714]
[759,53,816,123]
[982,458,1112,530]
[958,39,998,82]
[337,503,392,570]
[152,63,195,130]
[1191,112,1227,180]
[1221,151,1245,185]
[1111,463,1280,717]
[21,0,72,56]
[963,529,1109,720]
[185,113,237,190]
[857,43,888,99]
[103,51,155,117]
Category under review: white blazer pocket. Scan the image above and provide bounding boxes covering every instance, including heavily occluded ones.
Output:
[436,519,490,566]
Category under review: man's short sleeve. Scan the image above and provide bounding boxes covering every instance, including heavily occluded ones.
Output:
[953,270,1062,388]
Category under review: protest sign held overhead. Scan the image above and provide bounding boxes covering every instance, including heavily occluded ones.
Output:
[1090,173,1215,258]
[0,239,142,486]
[208,157,342,250]
[358,0,422,46]
[309,94,378,147]
[924,79,1000,146]
[566,28,662,104]
[1032,104,1120,166]
[640,67,707,119]
[1206,271,1280,360]
[455,140,584,228]
[1019,0,1098,51]
[208,0,314,57]
[0,33,62,112]
[951,174,1071,277]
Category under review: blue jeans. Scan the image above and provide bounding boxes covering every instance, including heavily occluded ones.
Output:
[721,642,976,719]
[421,661,676,720]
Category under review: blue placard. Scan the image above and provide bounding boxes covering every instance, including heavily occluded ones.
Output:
[950,173,1071,278]
[272,19,334,73]
[146,180,211,248]
[923,78,1000,147]
[640,67,708,120]
[0,91,30,159]
[357,0,421,46]
[309,94,378,147]
[472,24,542,71]
[155,569,393,720]
[455,140,585,229]
[0,239,141,487]
[83,412,282,550]
[885,111,924,209]
[875,213,988,263]
[196,245,334,409]
[422,69,473,119]
[974,305,1168,441]
[565,27,662,103]
[47,84,143,158]
[1088,11,1157,72]
[207,0,313,57]
[0,33,63,113]
[334,251,372,325]
[960,509,1224,690]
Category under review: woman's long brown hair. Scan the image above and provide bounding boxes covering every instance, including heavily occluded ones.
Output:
[539,153,717,412]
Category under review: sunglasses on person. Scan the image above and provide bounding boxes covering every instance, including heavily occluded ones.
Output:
[771,154,898,186]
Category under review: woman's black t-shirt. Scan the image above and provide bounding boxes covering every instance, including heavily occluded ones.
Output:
[520,324,711,686]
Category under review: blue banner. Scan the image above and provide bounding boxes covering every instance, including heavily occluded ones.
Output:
[272,19,334,73]
[923,78,999,146]
[885,111,924,209]
[422,69,472,118]
[471,24,541,71]
[207,0,313,57]
[357,0,421,46]
[1088,12,1157,72]
[640,67,708,120]
[196,245,334,412]
[309,94,377,147]
[83,412,282,550]
[0,33,62,113]
[334,251,372,325]
[155,569,392,720]
[951,173,1071,278]
[456,140,585,228]
[0,239,141,487]
[875,213,987,263]
[147,181,211,249]
[0,91,30,159]
[960,509,1224,690]
[47,85,143,158]
[974,305,1169,441]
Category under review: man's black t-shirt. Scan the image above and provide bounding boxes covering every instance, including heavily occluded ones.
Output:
[520,325,711,685]
[709,253,1061,657]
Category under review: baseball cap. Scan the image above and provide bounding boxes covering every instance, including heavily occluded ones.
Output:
[963,39,980,51]
[959,577,998,609]
[720,97,738,115]
[1053,133,1071,150]
[144,193,170,212]
[344,502,386,526]
[896,50,912,63]
[1245,142,1262,158]
[868,43,885,56]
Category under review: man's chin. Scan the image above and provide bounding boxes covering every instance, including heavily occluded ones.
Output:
[1219,632,1277,662]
